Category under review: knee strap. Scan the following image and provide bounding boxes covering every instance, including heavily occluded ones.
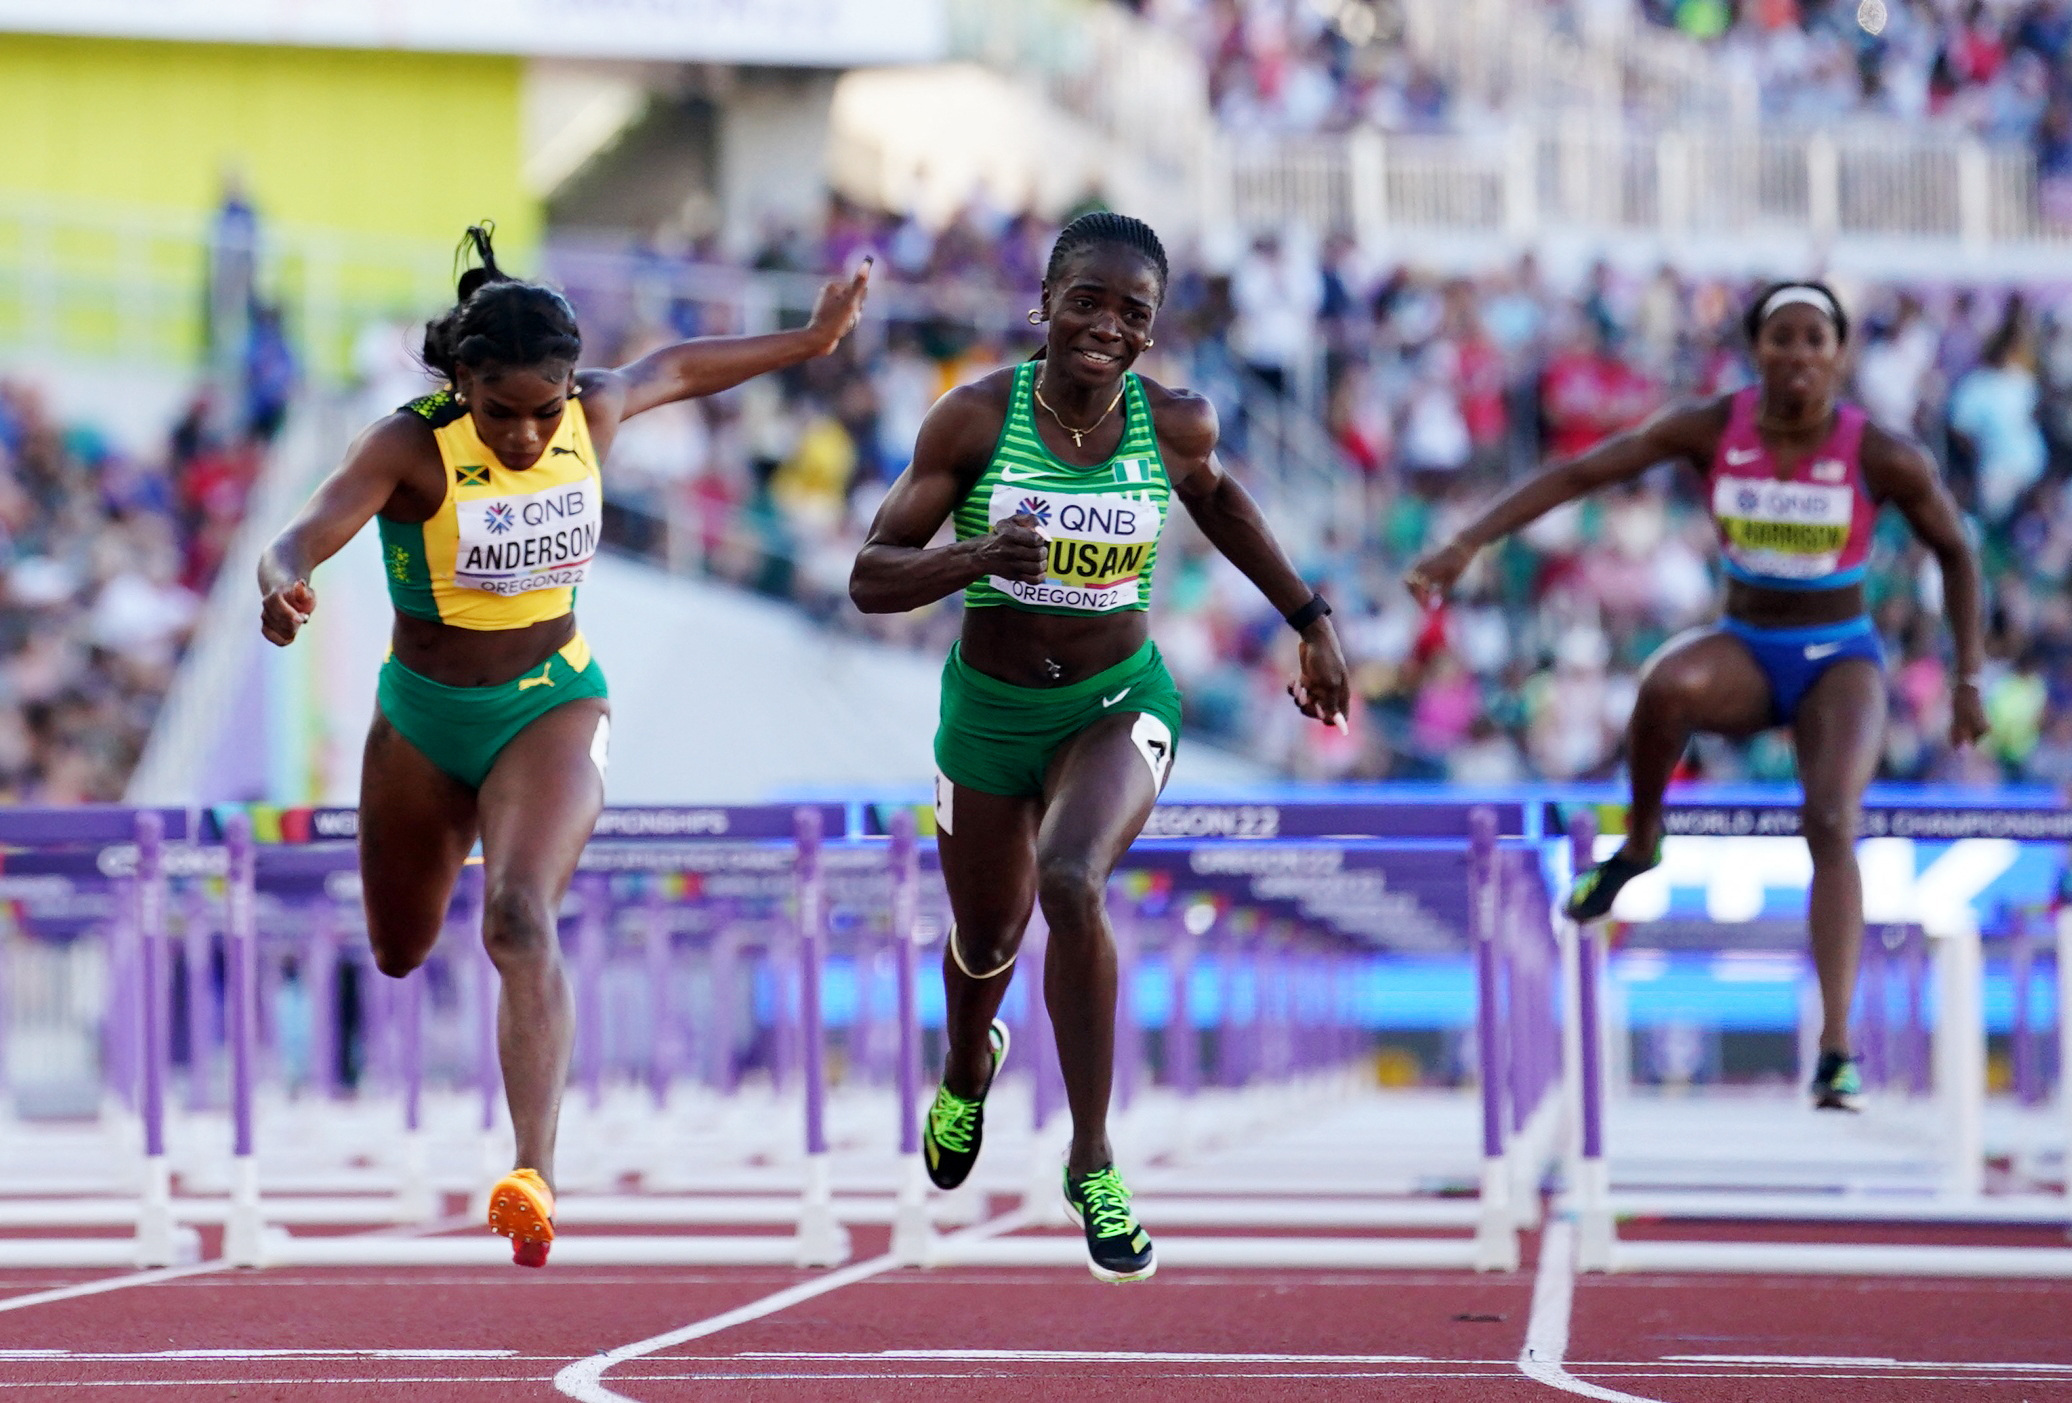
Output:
[947,922,1016,981]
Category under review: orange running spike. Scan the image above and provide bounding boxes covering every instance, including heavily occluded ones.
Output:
[486,1168,555,1267]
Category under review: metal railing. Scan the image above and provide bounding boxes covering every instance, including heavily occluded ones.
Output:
[0,199,459,383]
[1400,0,1756,124]
[1218,122,2062,248]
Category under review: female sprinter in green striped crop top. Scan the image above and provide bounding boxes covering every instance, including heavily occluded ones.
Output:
[849,212,1349,1283]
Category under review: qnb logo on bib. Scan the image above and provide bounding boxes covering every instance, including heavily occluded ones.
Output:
[988,484,1162,612]
[1712,474,1851,579]
[455,480,601,596]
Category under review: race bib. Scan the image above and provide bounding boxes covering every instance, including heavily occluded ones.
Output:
[454,479,601,596]
[986,483,1163,612]
[1712,474,1852,581]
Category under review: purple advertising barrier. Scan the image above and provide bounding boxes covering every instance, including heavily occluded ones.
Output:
[2011,915,2040,1107]
[181,894,217,1112]
[889,810,921,1157]
[400,955,424,1136]
[643,890,673,1112]
[224,814,258,1161]
[1027,918,1060,1132]
[1902,924,1931,1096]
[136,811,169,1161]
[304,909,341,1100]
[1860,927,1888,1092]
[1215,935,1245,1088]
[465,872,499,1134]
[1170,924,1200,1097]
[710,930,742,1096]
[104,911,140,1115]
[1113,906,1140,1112]
[576,877,608,1112]
[1468,809,1505,1163]
[795,807,830,1158]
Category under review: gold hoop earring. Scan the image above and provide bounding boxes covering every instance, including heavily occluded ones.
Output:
[1026,308,1044,325]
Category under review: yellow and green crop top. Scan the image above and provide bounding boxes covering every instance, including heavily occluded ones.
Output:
[377,389,602,630]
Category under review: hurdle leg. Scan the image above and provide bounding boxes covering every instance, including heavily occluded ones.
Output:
[133,812,180,1268]
[223,815,266,1268]
[886,812,932,1264]
[2058,907,2072,1214]
[397,963,434,1222]
[791,808,850,1268]
[1562,814,1614,1273]
[1468,809,1518,1271]
[1933,924,1986,1199]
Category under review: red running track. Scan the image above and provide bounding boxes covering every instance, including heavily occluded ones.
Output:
[3,1217,2070,1401]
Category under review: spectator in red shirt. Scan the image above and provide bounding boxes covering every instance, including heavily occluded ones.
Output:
[1539,322,1660,462]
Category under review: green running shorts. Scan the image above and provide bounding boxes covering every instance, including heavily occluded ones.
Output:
[376,632,609,790]
[933,638,1183,802]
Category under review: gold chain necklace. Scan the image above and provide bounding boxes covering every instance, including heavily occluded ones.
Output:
[1033,370,1124,450]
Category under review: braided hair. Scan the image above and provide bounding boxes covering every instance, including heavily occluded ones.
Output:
[421,224,582,383]
[1043,211,1170,306]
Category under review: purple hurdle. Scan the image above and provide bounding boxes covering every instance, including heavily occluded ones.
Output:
[889,808,931,1261]
[792,806,847,1267]
[1567,810,1614,1272]
[223,812,264,1267]
[1467,806,1517,1270]
[133,810,178,1267]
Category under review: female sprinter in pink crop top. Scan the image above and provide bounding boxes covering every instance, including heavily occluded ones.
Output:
[1406,282,1988,1111]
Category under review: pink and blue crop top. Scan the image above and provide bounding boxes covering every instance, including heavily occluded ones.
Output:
[1706,386,1875,592]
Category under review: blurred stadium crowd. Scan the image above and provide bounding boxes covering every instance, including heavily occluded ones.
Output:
[0,384,266,801]
[1147,0,2072,218]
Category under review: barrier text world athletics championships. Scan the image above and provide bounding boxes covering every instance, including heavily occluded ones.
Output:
[1660,806,2072,841]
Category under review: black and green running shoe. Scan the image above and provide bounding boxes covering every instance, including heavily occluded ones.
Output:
[1564,843,1662,922]
[922,1019,1010,1190]
[1810,1050,1863,1112]
[1063,1163,1156,1283]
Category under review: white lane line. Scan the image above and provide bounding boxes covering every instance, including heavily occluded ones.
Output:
[1518,1221,1664,1403]
[553,1209,1033,1403]
[0,1264,228,1318]
[0,1349,518,1362]
[0,1212,478,1317]
[734,1350,1435,1363]
[1664,1355,2072,1373]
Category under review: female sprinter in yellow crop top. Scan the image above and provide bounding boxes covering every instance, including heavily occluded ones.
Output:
[258,226,870,1266]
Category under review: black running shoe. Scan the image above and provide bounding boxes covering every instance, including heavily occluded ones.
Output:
[1810,1050,1863,1112]
[1063,1163,1156,1283]
[921,1019,1009,1190]
[1564,843,1661,922]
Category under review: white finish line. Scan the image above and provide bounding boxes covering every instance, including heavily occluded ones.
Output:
[1518,1220,1663,1403]
[553,1209,1032,1403]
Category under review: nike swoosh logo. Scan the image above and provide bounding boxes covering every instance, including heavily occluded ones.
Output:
[1725,447,1762,466]
[1803,642,1843,660]
[996,465,1052,483]
[1101,688,1131,707]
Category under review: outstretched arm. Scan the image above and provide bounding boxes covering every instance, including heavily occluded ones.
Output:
[1864,426,1990,747]
[1163,389,1350,728]
[257,416,421,646]
[581,259,873,431]
[1405,398,1722,604]
[848,380,1047,615]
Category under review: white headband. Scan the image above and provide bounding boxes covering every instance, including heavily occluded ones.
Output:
[1759,285,1840,326]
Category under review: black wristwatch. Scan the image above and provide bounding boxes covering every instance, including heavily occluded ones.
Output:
[1285,592,1332,632]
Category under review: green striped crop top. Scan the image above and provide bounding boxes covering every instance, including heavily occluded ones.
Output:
[954,361,1170,615]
